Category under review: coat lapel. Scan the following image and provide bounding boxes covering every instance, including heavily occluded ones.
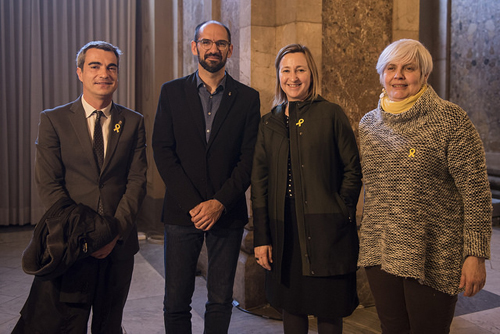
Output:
[184,74,207,145]
[69,98,100,176]
[207,75,237,149]
[104,103,124,173]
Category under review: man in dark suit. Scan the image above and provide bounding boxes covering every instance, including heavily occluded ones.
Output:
[152,21,260,333]
[13,41,147,334]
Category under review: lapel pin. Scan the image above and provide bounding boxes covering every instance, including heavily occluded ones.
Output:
[114,121,122,133]
[296,119,304,127]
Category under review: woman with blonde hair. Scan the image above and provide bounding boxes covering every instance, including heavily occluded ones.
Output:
[251,44,362,333]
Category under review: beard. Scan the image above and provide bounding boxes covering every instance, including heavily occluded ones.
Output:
[198,51,227,73]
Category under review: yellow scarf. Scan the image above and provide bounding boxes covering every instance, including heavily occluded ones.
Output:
[381,85,428,114]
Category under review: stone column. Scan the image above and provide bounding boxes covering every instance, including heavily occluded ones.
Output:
[322,0,394,307]
[135,0,175,235]
[420,0,450,99]
[322,0,392,135]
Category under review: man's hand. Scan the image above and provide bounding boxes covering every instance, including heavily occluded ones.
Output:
[459,256,486,297]
[254,245,273,271]
[189,199,224,231]
[91,235,119,259]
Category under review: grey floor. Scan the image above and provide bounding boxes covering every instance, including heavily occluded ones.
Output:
[1,226,500,333]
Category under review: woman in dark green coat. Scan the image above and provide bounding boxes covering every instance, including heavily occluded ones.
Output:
[251,44,362,333]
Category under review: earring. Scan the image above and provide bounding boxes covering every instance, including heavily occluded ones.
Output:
[380,87,386,99]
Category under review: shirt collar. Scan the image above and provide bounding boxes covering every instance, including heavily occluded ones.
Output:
[196,71,226,93]
[81,95,113,118]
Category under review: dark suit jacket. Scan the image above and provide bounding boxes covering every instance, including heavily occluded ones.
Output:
[152,72,260,229]
[35,97,147,258]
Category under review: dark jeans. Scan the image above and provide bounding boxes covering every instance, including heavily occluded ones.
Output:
[365,266,458,334]
[163,224,244,334]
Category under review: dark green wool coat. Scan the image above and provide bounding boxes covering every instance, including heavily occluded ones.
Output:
[251,96,362,280]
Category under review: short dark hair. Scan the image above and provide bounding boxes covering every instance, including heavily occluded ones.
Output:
[194,20,231,43]
[76,41,122,70]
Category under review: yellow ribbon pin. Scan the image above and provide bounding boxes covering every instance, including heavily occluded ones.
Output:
[296,119,304,127]
[408,148,416,157]
[114,122,121,133]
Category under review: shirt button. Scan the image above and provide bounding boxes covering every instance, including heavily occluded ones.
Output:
[208,112,212,115]
[206,129,210,133]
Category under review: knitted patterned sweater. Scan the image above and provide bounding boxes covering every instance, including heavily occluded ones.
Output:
[358,85,492,295]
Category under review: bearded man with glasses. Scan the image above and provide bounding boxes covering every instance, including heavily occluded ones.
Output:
[152,20,261,334]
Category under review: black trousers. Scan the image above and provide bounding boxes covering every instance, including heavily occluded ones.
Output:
[365,266,458,334]
[13,255,134,334]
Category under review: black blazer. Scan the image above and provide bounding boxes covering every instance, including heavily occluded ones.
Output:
[152,72,260,229]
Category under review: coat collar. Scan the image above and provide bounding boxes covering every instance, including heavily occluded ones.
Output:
[263,103,287,137]
[264,96,327,137]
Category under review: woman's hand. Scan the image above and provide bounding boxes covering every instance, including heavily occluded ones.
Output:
[254,245,273,271]
[459,256,486,297]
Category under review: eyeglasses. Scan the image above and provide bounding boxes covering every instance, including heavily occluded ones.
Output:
[196,39,230,50]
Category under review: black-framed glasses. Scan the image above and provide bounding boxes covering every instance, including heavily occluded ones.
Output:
[196,39,230,50]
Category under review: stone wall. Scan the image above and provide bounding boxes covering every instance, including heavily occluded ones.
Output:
[322,0,393,136]
[449,0,500,156]
[181,0,207,76]
[221,0,242,82]
[449,0,500,199]
[247,0,323,116]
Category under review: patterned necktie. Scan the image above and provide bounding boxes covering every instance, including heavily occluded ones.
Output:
[93,110,104,171]
[93,111,105,215]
